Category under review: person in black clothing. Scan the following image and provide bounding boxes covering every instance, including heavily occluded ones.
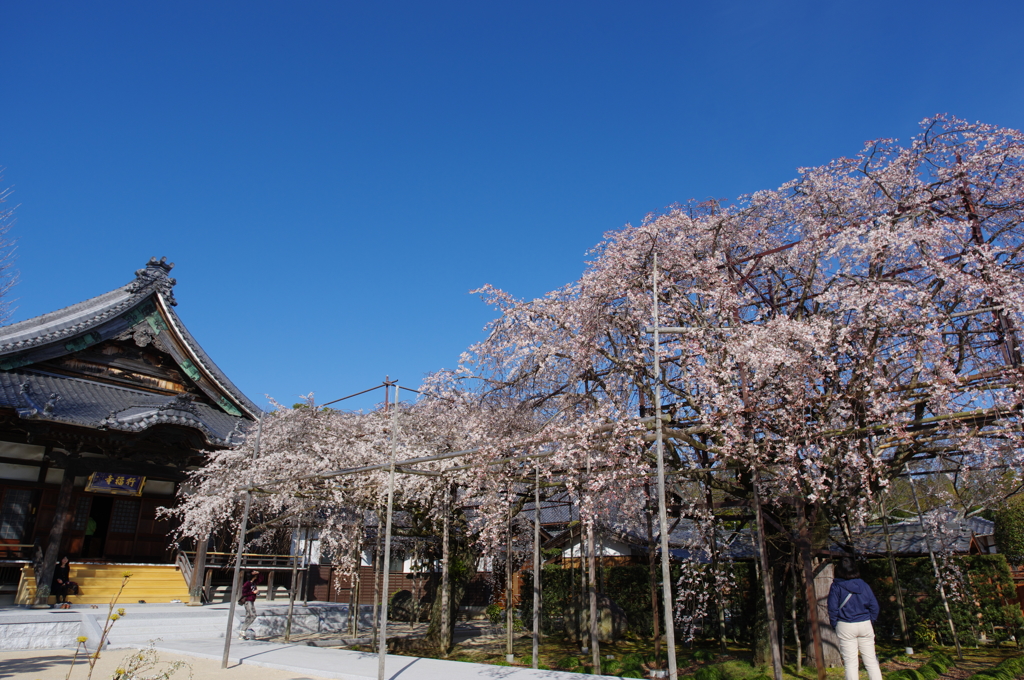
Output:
[828,556,882,680]
[52,556,73,605]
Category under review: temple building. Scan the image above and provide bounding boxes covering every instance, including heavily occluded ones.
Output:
[0,258,259,601]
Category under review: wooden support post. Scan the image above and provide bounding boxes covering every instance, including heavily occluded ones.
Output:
[34,466,75,608]
[651,251,678,679]
[644,482,662,662]
[188,538,209,606]
[587,518,600,671]
[350,532,362,637]
[267,571,276,601]
[221,414,263,669]
[791,557,802,674]
[532,466,541,670]
[906,464,963,659]
[377,384,400,680]
[439,483,452,655]
[285,542,299,642]
[506,490,514,662]
[796,501,826,680]
[751,470,784,680]
[879,501,910,647]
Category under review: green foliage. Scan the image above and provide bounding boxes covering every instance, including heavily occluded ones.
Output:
[605,565,658,636]
[485,603,503,626]
[995,496,1024,566]
[695,664,729,680]
[885,652,955,680]
[863,555,1023,647]
[963,653,1024,680]
[601,658,622,674]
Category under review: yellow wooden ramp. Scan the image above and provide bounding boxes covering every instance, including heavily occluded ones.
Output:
[16,564,189,605]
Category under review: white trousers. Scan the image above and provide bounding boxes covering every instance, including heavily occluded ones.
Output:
[836,620,882,680]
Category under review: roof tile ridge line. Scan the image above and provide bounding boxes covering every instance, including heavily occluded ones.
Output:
[0,286,129,334]
[0,279,150,352]
[105,407,225,442]
[154,294,261,419]
[16,367,175,398]
[159,302,261,419]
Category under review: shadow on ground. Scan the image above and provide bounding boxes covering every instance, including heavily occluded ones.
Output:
[0,653,72,678]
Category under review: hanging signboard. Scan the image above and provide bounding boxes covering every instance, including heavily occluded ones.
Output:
[84,472,146,496]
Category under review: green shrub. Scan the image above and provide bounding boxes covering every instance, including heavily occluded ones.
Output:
[963,653,1024,680]
[558,656,582,671]
[694,663,728,680]
[995,496,1024,565]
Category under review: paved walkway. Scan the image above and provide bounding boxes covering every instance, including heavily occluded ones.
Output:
[147,638,615,680]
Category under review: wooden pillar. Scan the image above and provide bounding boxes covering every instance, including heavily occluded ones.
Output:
[34,466,76,607]
[188,538,209,606]
[267,571,276,601]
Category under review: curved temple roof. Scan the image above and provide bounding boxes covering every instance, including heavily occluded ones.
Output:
[0,257,260,446]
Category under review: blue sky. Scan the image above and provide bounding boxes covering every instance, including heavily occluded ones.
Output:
[3,1,1024,412]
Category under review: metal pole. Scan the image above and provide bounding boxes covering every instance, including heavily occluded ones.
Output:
[506,487,514,662]
[533,465,541,669]
[652,251,679,679]
[905,464,963,659]
[440,483,452,655]
[751,468,784,680]
[378,385,400,680]
[285,522,300,642]
[586,453,600,671]
[587,517,600,671]
[221,414,264,669]
[879,500,910,647]
[302,525,311,607]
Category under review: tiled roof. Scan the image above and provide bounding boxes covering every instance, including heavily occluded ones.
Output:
[0,368,246,446]
[0,257,260,420]
[835,512,993,556]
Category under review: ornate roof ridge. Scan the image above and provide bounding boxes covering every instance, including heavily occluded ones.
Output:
[160,303,261,418]
[0,257,177,354]
[0,258,261,420]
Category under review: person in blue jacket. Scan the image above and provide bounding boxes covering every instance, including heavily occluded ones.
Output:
[828,556,882,680]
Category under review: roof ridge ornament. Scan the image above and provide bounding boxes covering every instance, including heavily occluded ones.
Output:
[160,392,199,415]
[128,257,178,306]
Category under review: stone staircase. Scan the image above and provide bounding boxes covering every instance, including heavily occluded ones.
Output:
[16,563,190,605]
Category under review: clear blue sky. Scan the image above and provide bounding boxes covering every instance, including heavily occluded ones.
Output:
[3,1,1024,412]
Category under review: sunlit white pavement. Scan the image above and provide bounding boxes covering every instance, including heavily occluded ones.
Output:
[146,638,618,680]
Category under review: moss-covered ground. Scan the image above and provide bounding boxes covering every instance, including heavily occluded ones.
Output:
[382,633,1023,679]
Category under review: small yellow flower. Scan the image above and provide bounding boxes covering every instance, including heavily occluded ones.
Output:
[76,636,88,642]
[115,668,126,675]
[109,614,120,621]
[122,571,133,578]
[117,608,126,616]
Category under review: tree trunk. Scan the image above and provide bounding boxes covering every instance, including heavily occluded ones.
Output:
[427,535,476,653]
[34,467,75,607]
